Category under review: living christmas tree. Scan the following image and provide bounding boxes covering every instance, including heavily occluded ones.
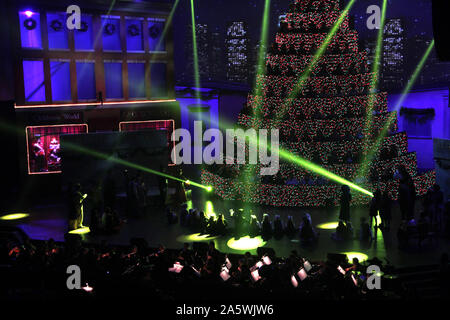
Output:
[201,0,435,207]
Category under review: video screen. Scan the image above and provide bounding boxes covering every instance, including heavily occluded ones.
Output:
[26,124,88,174]
[119,120,175,165]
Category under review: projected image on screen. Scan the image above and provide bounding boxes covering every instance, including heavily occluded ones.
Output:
[26,124,88,174]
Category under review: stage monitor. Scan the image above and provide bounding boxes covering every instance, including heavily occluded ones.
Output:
[26,124,88,174]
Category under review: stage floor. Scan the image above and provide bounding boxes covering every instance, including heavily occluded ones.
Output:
[9,195,450,269]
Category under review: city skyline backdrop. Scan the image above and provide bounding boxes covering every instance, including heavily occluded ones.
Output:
[161,0,450,92]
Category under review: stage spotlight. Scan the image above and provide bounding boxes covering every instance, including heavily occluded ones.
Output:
[227,236,266,251]
[317,222,339,230]
[204,201,215,218]
[24,10,34,18]
[343,252,368,263]
[0,213,30,220]
[68,227,90,235]
[206,186,213,192]
[176,233,218,242]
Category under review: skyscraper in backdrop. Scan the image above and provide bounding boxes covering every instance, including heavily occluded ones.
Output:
[382,18,407,90]
[225,21,251,83]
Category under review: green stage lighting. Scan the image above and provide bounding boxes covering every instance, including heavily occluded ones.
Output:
[357,40,435,178]
[177,233,218,242]
[360,0,387,152]
[151,0,180,54]
[201,115,374,197]
[227,236,266,251]
[343,252,369,263]
[317,222,339,230]
[205,200,215,218]
[63,141,211,192]
[253,0,271,123]
[190,0,201,100]
[277,148,374,197]
[274,0,356,124]
[68,227,91,235]
[0,213,30,220]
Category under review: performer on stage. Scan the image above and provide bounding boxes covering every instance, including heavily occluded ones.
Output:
[339,185,352,223]
[68,183,88,230]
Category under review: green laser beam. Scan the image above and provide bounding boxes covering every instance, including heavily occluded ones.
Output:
[252,0,271,127]
[208,116,374,197]
[190,0,201,100]
[358,40,435,177]
[357,0,387,179]
[243,0,271,214]
[273,0,356,125]
[254,0,271,99]
[0,120,212,192]
[63,141,211,191]
[151,0,180,55]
